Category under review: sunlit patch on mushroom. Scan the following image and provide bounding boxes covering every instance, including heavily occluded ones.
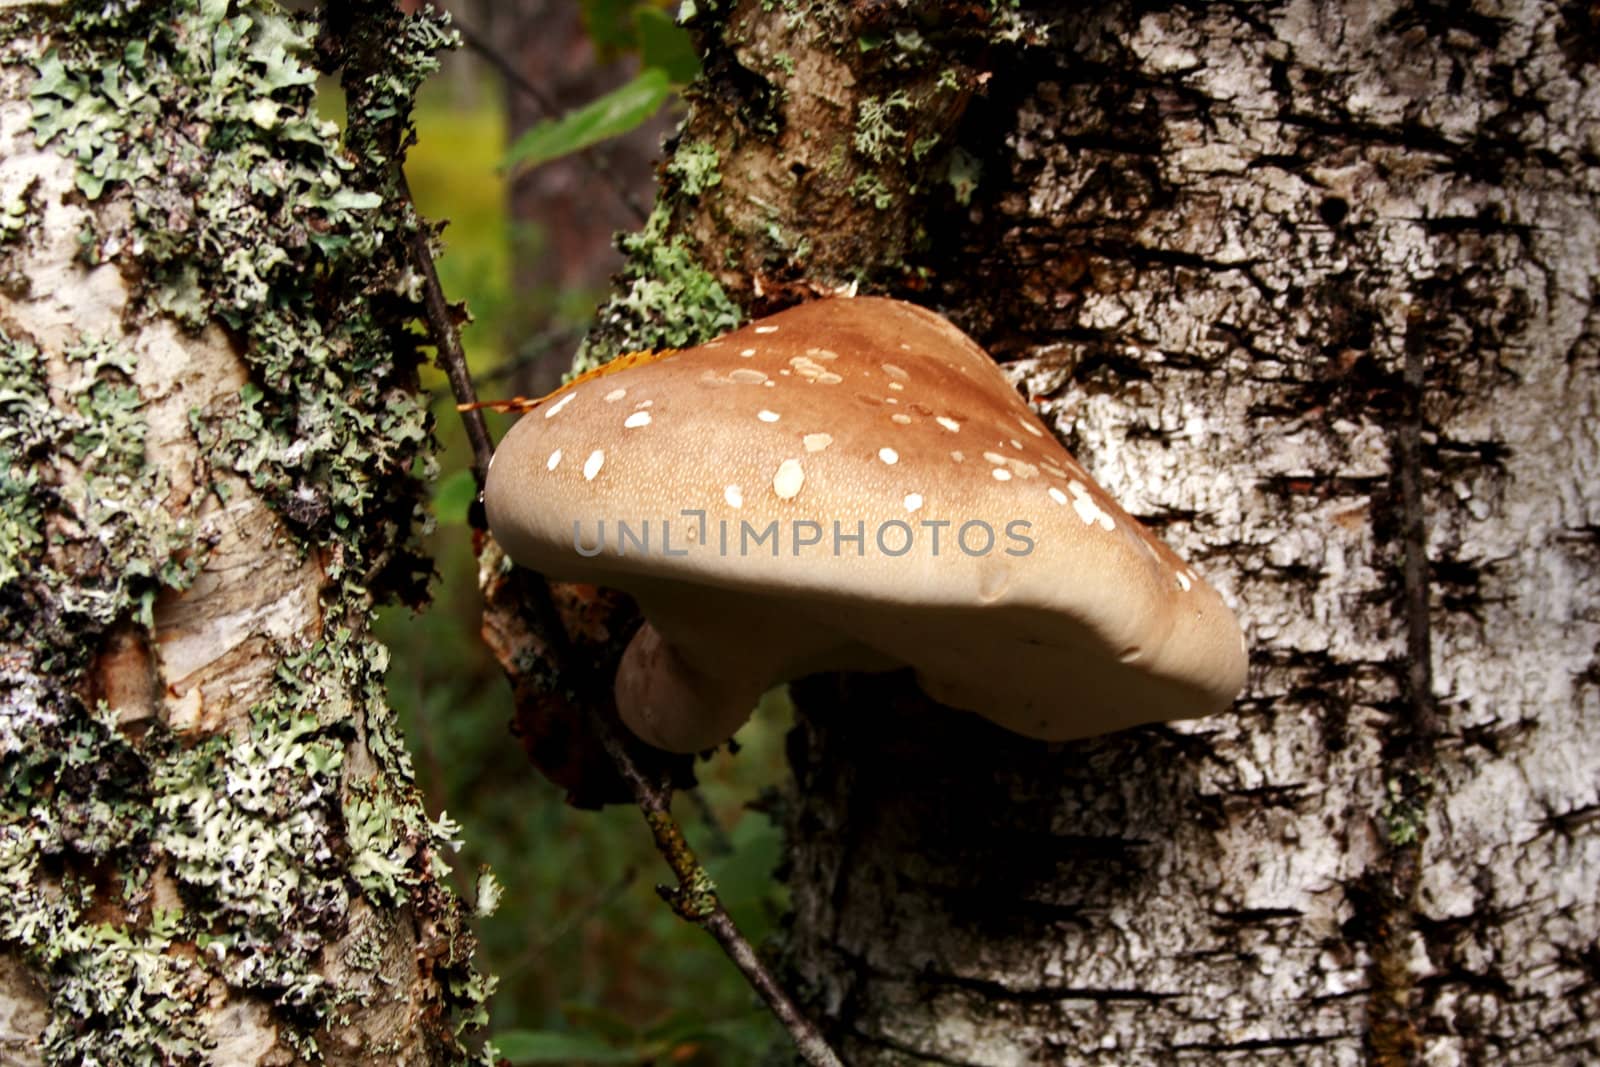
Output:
[803,433,833,452]
[544,392,576,418]
[547,448,562,471]
[936,416,961,433]
[583,449,605,481]
[758,409,781,423]
[724,484,743,508]
[773,459,805,499]
[904,493,924,512]
[624,411,652,429]
[878,447,899,465]
[604,388,627,403]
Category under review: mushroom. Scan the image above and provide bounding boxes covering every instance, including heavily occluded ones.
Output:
[485,296,1247,752]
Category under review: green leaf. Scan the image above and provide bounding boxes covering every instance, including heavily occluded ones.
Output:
[635,8,700,84]
[431,468,476,526]
[491,1030,639,1065]
[504,68,672,172]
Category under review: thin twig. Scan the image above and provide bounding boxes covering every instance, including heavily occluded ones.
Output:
[399,171,496,486]
[449,16,650,224]
[398,175,846,1067]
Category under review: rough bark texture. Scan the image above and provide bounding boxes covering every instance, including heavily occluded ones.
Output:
[0,3,488,1063]
[594,0,1599,1062]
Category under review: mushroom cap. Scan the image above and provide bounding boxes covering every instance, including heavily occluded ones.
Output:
[485,296,1247,751]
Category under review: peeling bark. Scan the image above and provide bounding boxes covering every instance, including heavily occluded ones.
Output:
[640,0,1600,1062]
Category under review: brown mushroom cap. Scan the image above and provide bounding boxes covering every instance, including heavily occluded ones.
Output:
[485,296,1247,752]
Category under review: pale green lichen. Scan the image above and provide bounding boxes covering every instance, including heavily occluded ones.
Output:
[5,1,494,1062]
[852,89,912,163]
[849,171,895,210]
[666,139,722,197]
[575,202,742,373]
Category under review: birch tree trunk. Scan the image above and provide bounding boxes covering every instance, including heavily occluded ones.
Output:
[0,3,488,1062]
[588,1,1600,1061]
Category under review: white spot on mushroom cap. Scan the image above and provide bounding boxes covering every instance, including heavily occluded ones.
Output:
[889,381,905,391]
[1176,571,1192,591]
[583,450,605,481]
[790,355,844,385]
[725,484,743,508]
[878,447,899,465]
[730,368,769,385]
[951,450,965,463]
[803,433,833,452]
[992,468,1013,481]
[635,399,653,408]
[881,362,909,381]
[547,449,562,471]
[1066,479,1115,531]
[624,411,652,429]
[891,413,912,425]
[758,409,781,423]
[983,451,1009,466]
[1019,417,1045,438]
[904,493,924,512]
[544,392,576,418]
[936,416,961,433]
[604,388,626,402]
[739,348,757,357]
[773,459,805,499]
[755,325,779,334]
[1048,486,1068,506]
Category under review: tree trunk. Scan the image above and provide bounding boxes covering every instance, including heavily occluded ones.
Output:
[591,1,1600,1061]
[0,4,487,1063]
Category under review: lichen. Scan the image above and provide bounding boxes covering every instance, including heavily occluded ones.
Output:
[666,139,722,198]
[574,201,743,374]
[5,1,494,1061]
[852,89,912,163]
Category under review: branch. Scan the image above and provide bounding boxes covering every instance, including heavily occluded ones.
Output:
[397,179,845,1067]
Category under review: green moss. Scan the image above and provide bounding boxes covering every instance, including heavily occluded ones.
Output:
[5,2,494,1062]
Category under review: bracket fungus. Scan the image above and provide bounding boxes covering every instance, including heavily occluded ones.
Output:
[485,297,1247,753]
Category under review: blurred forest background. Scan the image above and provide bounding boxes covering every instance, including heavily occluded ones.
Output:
[376,2,789,1061]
